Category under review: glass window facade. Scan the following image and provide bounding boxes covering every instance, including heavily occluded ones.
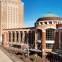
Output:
[46,43,53,49]
[46,29,55,40]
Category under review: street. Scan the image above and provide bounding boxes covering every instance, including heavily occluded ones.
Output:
[0,49,13,62]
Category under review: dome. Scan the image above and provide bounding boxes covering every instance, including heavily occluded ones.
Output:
[42,12,59,17]
[36,12,62,22]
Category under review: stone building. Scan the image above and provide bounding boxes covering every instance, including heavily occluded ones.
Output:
[0,0,24,43]
[2,12,62,56]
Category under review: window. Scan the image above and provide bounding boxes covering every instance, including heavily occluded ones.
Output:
[40,22,43,25]
[9,32,11,42]
[20,31,23,42]
[35,23,36,26]
[12,31,15,42]
[54,21,57,24]
[16,31,19,42]
[46,43,53,49]
[46,29,55,40]
[49,21,52,24]
[44,22,47,24]
[36,23,39,25]
[24,31,27,43]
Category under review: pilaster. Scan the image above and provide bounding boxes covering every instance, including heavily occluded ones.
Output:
[42,29,46,57]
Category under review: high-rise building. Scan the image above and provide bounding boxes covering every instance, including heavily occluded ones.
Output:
[0,0,24,42]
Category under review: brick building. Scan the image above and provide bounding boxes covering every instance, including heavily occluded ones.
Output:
[0,0,62,57]
[2,12,62,56]
[54,24,62,49]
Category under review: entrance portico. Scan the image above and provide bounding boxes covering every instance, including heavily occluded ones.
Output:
[35,20,56,56]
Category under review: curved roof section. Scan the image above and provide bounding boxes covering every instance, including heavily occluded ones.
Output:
[36,12,62,22]
[42,12,59,17]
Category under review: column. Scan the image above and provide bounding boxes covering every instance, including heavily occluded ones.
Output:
[59,30,61,48]
[26,31,29,44]
[20,31,22,43]
[18,31,21,43]
[42,29,46,57]
[3,32,9,47]
[14,31,17,43]
[11,32,13,44]
[35,31,38,49]
[22,31,25,43]
[54,29,59,49]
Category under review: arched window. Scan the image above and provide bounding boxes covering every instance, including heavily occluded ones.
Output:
[46,29,55,40]
[44,22,47,24]
[40,22,43,25]
[49,21,52,24]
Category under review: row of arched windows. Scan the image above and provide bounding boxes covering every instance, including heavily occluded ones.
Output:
[35,21,62,26]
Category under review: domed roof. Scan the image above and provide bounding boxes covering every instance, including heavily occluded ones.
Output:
[42,12,59,17]
[36,12,62,22]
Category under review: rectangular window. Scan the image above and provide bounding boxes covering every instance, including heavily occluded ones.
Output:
[44,22,47,24]
[9,32,11,42]
[40,22,43,25]
[49,21,52,24]
[20,31,23,42]
[12,32,15,42]
[46,29,55,40]
[46,43,53,49]
[16,31,19,42]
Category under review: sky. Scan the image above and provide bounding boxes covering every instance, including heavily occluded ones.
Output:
[22,0,62,27]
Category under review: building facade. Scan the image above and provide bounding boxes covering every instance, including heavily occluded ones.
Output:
[54,24,62,49]
[0,0,24,43]
[2,13,62,56]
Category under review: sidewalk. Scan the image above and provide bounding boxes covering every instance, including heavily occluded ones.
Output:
[0,49,13,62]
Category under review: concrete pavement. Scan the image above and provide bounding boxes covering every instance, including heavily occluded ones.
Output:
[0,49,13,62]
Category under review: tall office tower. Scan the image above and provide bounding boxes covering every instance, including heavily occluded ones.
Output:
[0,0,24,42]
